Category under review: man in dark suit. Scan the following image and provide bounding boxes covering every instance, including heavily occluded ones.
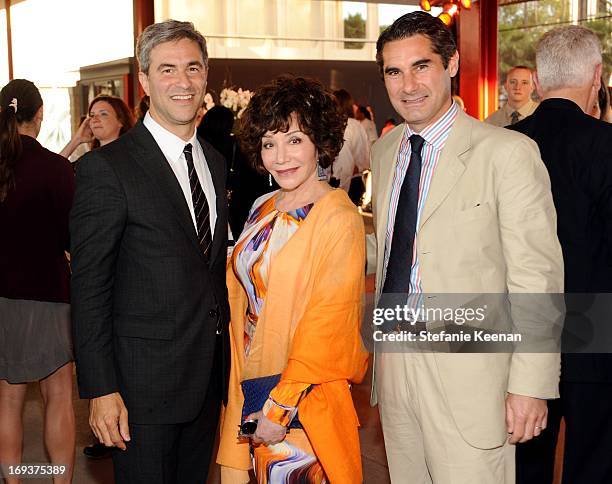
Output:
[70,20,229,484]
[511,25,612,484]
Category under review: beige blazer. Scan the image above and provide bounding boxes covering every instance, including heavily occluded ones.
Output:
[370,110,564,449]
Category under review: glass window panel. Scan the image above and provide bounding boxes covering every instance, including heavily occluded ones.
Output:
[154,0,379,61]
[8,0,133,152]
[10,0,133,86]
[0,2,9,87]
[378,3,442,33]
[498,0,611,105]
[343,1,366,49]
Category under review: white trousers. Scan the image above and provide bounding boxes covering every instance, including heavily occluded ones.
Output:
[375,352,515,484]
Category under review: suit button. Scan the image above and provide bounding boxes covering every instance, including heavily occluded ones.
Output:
[209,309,218,319]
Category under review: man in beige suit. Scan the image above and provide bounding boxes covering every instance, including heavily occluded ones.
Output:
[371,12,564,483]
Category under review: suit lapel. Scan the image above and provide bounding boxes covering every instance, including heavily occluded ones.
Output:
[418,111,471,229]
[199,138,226,264]
[129,122,203,256]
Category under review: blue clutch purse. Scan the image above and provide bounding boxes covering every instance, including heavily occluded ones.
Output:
[241,374,309,429]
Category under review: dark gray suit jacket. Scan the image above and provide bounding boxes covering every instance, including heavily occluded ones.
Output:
[70,121,230,424]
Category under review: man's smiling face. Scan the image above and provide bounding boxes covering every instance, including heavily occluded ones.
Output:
[138,38,207,139]
[382,34,458,132]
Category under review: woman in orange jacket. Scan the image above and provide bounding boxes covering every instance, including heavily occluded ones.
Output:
[217,75,368,484]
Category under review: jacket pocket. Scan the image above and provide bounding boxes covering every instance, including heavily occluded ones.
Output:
[113,313,175,340]
[453,202,493,224]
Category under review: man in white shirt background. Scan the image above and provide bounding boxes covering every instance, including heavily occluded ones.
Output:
[332,88,370,205]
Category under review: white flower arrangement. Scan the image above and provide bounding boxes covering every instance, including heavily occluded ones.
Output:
[219,87,253,119]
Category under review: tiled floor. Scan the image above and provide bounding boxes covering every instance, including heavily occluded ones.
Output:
[19,358,389,484]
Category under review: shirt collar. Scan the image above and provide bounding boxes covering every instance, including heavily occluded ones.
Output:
[403,100,459,152]
[143,111,198,162]
[503,98,536,118]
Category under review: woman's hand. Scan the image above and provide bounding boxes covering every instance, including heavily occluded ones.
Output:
[59,118,94,158]
[73,117,94,144]
[246,411,287,446]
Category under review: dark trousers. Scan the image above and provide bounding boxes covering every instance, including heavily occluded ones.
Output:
[516,382,612,484]
[516,398,562,484]
[112,340,222,484]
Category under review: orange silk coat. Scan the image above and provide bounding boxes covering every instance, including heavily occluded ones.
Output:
[217,190,369,483]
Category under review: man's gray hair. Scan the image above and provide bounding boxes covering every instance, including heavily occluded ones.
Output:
[536,25,602,92]
[136,19,208,74]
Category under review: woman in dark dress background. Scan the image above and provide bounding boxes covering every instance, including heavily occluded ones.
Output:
[198,106,272,237]
[0,79,75,483]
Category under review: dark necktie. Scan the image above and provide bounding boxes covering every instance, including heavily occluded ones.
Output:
[184,143,212,261]
[510,111,520,124]
[382,134,425,294]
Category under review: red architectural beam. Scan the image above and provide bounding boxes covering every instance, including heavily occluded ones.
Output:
[132,0,154,103]
[5,0,13,80]
[457,0,498,120]
[133,0,155,41]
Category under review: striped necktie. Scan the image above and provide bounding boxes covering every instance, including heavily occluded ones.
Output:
[510,111,520,124]
[383,134,425,294]
[184,143,212,261]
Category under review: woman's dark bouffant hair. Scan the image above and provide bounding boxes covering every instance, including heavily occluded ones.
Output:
[88,95,135,149]
[238,76,347,174]
[0,79,43,202]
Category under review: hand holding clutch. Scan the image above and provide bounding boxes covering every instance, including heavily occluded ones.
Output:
[245,410,287,446]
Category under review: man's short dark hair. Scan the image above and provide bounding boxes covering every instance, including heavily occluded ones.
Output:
[136,20,208,74]
[376,11,457,76]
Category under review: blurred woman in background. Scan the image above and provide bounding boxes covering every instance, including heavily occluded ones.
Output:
[0,79,75,483]
[198,105,271,236]
[61,95,135,159]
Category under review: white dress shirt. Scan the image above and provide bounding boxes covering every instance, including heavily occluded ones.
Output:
[332,118,370,192]
[143,112,217,235]
[360,118,378,145]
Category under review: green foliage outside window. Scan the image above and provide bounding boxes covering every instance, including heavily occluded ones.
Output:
[344,13,366,49]
[498,0,611,86]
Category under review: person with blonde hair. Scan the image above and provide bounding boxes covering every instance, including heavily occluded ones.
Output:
[485,65,538,127]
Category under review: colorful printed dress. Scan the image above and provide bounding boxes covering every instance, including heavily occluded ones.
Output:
[231,191,328,484]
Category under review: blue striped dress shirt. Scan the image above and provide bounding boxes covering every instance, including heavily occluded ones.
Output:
[383,101,459,295]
